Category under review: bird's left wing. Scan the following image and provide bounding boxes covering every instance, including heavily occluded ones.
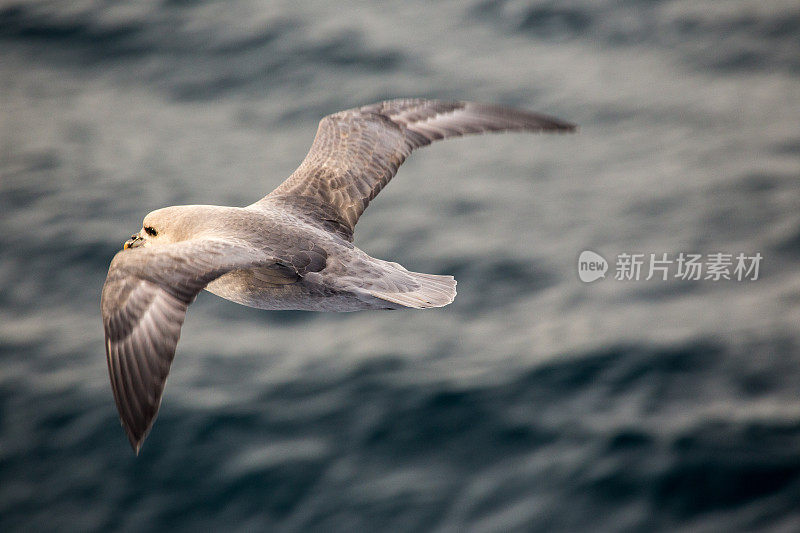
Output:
[253,99,575,240]
[101,238,278,454]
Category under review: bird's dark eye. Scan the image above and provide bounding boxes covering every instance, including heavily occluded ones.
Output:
[144,226,158,237]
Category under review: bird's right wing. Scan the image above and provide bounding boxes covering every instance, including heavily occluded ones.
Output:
[254,99,575,240]
[101,238,282,454]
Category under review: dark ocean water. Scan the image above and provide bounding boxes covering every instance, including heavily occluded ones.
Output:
[2,0,800,531]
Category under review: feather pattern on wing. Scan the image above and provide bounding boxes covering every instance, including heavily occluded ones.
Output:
[101,239,279,453]
[258,99,575,239]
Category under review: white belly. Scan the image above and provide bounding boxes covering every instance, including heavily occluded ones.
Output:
[204,269,394,312]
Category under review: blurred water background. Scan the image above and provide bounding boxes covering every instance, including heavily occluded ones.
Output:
[2,0,800,531]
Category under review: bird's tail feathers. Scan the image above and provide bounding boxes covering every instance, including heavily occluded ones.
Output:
[368,271,456,309]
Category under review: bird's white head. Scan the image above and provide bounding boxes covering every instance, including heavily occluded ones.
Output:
[123,206,207,250]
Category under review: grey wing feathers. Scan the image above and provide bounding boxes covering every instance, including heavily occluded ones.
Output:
[259,99,576,239]
[101,239,273,453]
[103,278,187,454]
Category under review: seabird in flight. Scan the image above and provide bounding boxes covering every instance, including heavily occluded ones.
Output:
[101,98,576,453]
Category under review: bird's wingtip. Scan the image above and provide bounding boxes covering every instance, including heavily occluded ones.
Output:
[554,119,578,132]
[125,427,145,456]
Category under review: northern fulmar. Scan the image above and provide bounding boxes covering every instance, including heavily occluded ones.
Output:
[101,99,576,453]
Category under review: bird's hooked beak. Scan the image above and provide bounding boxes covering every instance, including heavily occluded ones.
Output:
[123,234,145,250]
